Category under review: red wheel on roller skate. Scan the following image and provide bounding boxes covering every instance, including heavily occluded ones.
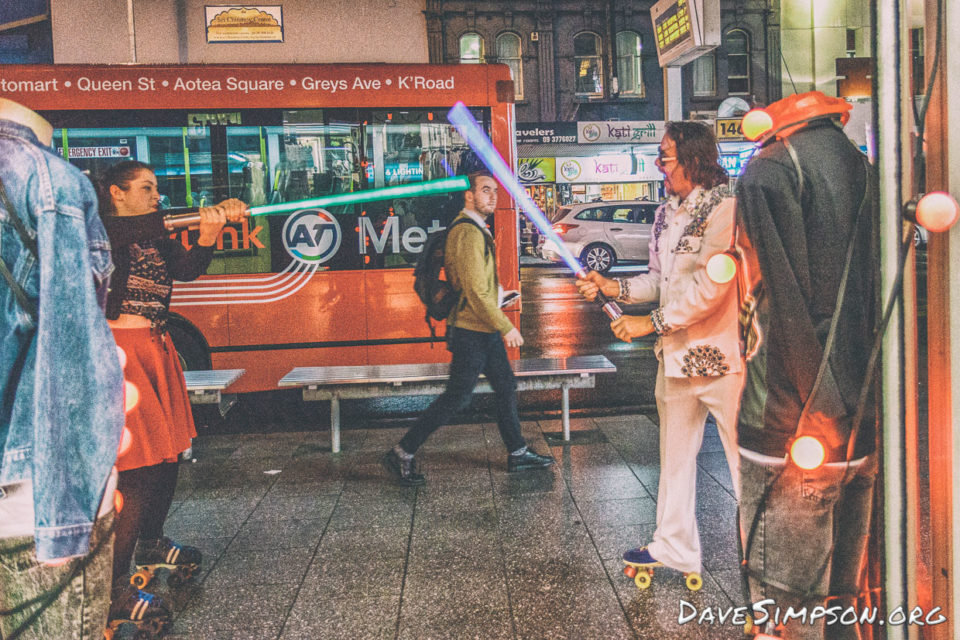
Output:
[623,565,638,578]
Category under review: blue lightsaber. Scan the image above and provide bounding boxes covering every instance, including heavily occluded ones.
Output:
[447,102,622,320]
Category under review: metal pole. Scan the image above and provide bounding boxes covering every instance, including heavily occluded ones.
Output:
[876,0,908,637]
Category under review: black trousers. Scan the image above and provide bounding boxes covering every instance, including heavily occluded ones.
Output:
[399,326,526,455]
[111,461,179,586]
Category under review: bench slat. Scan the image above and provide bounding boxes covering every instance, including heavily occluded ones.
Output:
[279,356,615,387]
[183,368,246,391]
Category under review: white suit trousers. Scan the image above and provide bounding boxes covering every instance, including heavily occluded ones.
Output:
[645,365,744,574]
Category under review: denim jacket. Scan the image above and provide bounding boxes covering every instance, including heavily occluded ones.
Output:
[0,119,124,561]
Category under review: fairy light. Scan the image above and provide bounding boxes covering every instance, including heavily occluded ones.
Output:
[741,109,774,142]
[790,436,826,470]
[706,252,738,284]
[915,191,959,233]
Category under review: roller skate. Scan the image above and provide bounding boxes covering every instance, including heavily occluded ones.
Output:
[130,536,202,589]
[621,546,703,591]
[105,583,172,640]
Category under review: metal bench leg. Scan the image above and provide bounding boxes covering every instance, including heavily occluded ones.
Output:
[562,383,571,441]
[331,395,341,453]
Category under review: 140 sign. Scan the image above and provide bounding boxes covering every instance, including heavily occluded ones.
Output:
[715,118,745,140]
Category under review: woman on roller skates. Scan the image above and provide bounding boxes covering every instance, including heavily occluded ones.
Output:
[96,161,247,637]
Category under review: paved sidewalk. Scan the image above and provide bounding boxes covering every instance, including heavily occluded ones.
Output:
[151,413,745,639]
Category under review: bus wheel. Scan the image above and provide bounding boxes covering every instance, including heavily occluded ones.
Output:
[167,321,212,371]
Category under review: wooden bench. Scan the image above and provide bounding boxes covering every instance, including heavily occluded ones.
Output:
[278,356,616,453]
[182,368,246,418]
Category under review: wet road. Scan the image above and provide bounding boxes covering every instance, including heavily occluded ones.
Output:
[204,262,659,434]
[517,263,658,412]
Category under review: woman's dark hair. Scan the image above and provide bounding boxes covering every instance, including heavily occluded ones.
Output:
[96,160,154,216]
[665,121,729,190]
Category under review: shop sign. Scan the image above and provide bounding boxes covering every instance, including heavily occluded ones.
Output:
[205,6,284,43]
[577,121,665,144]
[518,157,556,183]
[556,154,661,183]
[56,146,131,159]
[720,148,756,176]
[516,123,578,145]
[715,117,745,140]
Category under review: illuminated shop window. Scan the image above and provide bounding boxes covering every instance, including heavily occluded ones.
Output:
[574,32,604,97]
[459,32,485,64]
[616,31,644,97]
[496,32,523,100]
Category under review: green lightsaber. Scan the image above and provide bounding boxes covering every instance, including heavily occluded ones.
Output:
[162,175,469,230]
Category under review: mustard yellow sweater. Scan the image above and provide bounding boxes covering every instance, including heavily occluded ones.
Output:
[445,212,514,335]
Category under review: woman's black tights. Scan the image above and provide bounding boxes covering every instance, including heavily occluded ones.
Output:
[111,461,180,586]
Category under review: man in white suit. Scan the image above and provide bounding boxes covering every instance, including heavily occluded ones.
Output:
[577,121,744,582]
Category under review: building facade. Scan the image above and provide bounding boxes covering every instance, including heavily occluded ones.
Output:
[426,0,779,212]
[425,0,780,122]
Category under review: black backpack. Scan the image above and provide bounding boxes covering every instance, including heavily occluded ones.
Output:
[413,217,491,338]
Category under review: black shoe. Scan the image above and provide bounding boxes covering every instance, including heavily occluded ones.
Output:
[508,448,556,472]
[382,448,425,486]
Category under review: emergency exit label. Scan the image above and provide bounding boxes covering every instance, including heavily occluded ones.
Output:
[56,146,131,159]
[716,118,745,140]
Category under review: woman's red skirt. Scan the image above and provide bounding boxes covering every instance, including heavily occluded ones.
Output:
[112,328,196,472]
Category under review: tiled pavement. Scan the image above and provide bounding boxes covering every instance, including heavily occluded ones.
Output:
[146,414,747,639]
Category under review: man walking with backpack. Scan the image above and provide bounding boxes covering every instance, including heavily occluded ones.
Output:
[382,170,554,486]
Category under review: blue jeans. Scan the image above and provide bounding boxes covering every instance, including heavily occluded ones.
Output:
[399,326,526,455]
[739,452,877,640]
[0,511,114,640]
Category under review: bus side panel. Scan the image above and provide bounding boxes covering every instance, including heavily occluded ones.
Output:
[225,270,366,348]
[364,269,448,365]
[210,346,364,394]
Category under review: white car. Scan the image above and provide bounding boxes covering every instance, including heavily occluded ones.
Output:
[540,200,660,273]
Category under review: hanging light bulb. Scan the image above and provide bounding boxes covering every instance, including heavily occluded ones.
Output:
[790,435,826,470]
[741,109,774,142]
[114,490,124,514]
[915,191,959,233]
[706,252,738,284]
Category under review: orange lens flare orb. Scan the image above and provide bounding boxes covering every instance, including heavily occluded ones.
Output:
[741,109,774,141]
[706,253,737,284]
[114,490,124,513]
[790,436,826,470]
[916,191,960,233]
[124,380,139,413]
[116,346,127,370]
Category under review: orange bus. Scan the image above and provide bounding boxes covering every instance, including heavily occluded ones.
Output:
[0,63,519,392]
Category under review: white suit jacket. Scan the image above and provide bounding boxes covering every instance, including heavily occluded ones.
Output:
[617,185,743,378]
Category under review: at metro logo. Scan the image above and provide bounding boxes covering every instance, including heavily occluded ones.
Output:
[358,217,444,255]
[282,209,341,264]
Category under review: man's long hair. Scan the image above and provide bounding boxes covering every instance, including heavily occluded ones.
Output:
[665,121,729,190]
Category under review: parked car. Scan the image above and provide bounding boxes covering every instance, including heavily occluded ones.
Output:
[539,200,661,273]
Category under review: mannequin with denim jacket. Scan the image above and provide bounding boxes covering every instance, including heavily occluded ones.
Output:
[0,98,124,640]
